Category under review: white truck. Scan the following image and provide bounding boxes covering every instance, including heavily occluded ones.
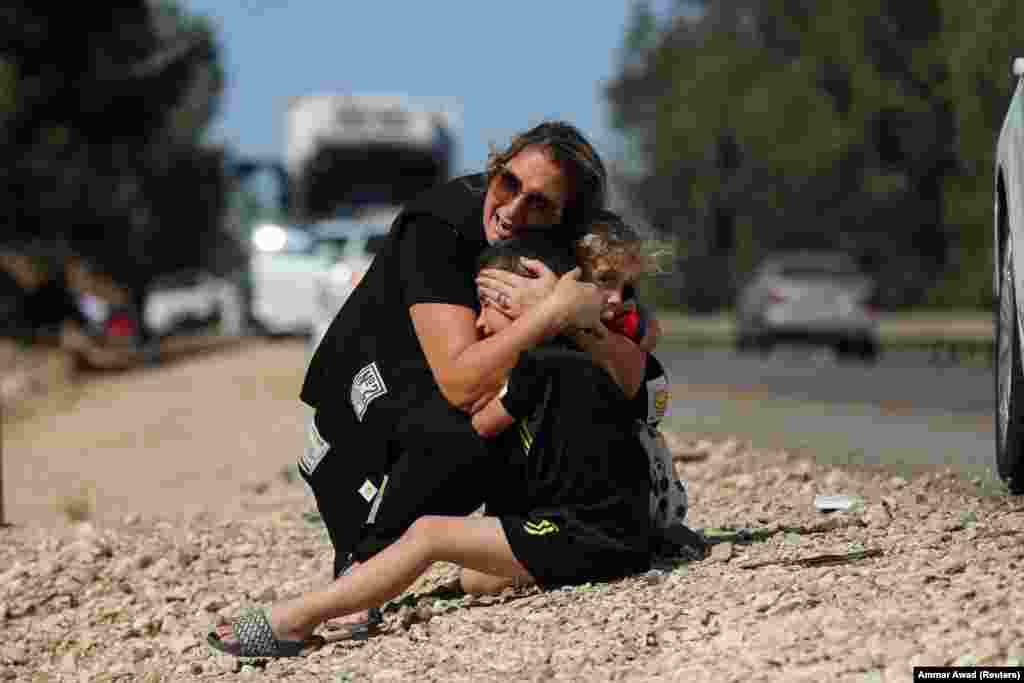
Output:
[284,93,460,220]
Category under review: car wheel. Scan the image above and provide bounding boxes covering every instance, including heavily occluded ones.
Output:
[857,338,879,363]
[995,236,1024,494]
[837,337,878,364]
[754,334,774,354]
[735,331,755,353]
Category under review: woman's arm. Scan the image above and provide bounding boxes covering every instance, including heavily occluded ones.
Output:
[412,268,605,413]
[479,262,656,399]
[470,388,515,438]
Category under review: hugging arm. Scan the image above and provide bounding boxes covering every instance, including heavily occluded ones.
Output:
[403,212,608,412]
[477,259,652,399]
[471,384,515,437]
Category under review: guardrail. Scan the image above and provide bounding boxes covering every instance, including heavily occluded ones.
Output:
[655,310,995,365]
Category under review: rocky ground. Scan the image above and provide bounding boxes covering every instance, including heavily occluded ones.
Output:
[2,429,1023,683]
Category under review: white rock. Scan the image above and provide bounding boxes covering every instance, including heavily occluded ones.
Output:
[752,590,781,612]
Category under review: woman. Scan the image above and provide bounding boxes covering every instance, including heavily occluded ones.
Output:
[208,237,654,659]
[298,121,650,603]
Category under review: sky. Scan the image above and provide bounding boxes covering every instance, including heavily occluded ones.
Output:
[182,1,671,177]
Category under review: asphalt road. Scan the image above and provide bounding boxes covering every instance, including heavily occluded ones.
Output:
[656,343,999,484]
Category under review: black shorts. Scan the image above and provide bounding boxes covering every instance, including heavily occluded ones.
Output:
[499,511,651,589]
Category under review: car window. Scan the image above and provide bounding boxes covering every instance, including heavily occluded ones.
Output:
[364,234,388,256]
[315,237,349,262]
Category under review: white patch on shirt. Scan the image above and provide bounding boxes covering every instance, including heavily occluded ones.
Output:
[350,361,388,422]
[637,423,688,528]
[299,417,330,477]
[646,372,670,424]
[365,475,389,523]
[358,479,379,503]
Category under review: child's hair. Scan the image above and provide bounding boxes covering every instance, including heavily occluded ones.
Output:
[574,209,655,282]
[476,230,578,279]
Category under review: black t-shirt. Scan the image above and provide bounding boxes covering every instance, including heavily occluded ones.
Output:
[489,346,652,555]
[301,175,489,450]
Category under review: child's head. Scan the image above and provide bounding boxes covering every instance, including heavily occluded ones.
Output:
[475,231,576,338]
[574,210,652,319]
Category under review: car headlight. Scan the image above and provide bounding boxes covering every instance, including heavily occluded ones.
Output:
[252,224,287,252]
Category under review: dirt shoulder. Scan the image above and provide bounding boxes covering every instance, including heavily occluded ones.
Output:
[1,430,1021,682]
[0,335,1020,681]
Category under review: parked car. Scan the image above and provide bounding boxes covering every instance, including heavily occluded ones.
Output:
[248,222,329,338]
[308,211,395,351]
[993,57,1024,494]
[146,270,245,338]
[735,250,880,361]
[79,270,244,344]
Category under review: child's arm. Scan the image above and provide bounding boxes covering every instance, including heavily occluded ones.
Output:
[568,330,645,399]
[471,384,516,438]
[637,306,661,352]
[607,302,660,352]
[576,302,660,399]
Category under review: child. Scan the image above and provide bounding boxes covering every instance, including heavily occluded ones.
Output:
[207,235,654,659]
[573,211,690,545]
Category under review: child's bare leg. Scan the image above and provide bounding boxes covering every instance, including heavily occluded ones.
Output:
[324,561,371,630]
[215,516,532,644]
[459,568,535,595]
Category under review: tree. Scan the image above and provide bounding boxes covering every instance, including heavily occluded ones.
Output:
[607,0,1022,309]
[0,1,236,292]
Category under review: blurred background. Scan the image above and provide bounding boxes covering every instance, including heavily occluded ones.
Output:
[1,0,1019,352]
[1,1,1021,523]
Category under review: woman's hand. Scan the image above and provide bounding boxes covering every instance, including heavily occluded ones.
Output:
[475,258,558,319]
[547,267,607,339]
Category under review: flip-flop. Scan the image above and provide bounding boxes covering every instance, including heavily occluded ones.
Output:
[206,608,325,658]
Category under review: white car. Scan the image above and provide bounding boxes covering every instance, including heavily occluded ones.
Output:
[994,57,1024,493]
[735,250,880,361]
[146,271,245,337]
[248,223,331,337]
[308,212,395,351]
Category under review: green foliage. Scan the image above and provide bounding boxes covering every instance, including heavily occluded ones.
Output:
[607,0,1020,310]
[0,1,235,289]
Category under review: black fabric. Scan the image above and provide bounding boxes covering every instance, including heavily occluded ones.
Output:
[349,396,502,562]
[301,173,487,423]
[298,175,492,569]
[487,346,653,587]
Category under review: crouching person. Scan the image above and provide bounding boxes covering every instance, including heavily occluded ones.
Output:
[206,234,654,659]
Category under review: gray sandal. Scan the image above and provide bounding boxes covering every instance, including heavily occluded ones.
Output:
[207,608,324,658]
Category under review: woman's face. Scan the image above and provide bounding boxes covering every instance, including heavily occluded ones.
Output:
[483,146,570,245]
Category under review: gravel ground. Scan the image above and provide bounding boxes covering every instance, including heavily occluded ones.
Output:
[2,430,1023,682]
[2,338,1022,681]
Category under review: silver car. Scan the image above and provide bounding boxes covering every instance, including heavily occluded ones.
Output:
[735,250,880,361]
[994,57,1024,493]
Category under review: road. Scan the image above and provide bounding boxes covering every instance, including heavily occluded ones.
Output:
[1,338,1002,528]
[658,343,997,483]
